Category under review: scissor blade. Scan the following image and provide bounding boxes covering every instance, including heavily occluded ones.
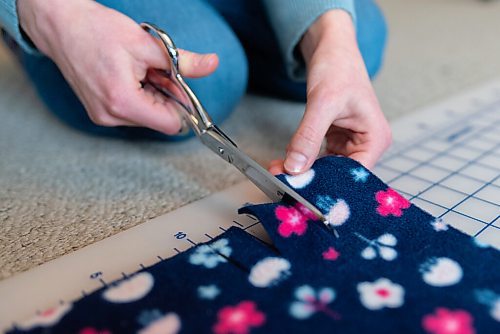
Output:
[200,129,327,223]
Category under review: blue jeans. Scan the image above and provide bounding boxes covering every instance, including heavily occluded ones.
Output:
[12,0,387,140]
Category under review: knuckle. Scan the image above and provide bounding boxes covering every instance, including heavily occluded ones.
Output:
[89,111,116,127]
[137,31,153,47]
[379,121,392,149]
[106,88,127,118]
[307,87,336,110]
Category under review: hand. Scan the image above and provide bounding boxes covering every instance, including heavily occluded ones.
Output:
[269,10,391,175]
[18,0,219,134]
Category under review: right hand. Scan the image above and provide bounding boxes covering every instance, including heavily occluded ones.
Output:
[18,0,219,134]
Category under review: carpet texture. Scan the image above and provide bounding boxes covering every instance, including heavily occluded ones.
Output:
[1,0,500,279]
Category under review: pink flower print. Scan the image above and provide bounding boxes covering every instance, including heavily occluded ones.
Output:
[294,202,319,221]
[213,301,266,334]
[79,328,111,334]
[422,308,475,334]
[275,206,308,237]
[375,188,410,217]
[322,247,340,261]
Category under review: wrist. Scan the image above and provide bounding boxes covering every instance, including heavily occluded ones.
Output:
[17,0,88,57]
[300,9,357,64]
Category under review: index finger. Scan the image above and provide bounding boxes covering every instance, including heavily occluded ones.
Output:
[108,77,184,135]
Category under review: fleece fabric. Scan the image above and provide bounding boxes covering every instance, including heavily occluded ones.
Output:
[8,157,500,334]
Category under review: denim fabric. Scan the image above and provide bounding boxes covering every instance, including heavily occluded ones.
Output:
[7,0,387,139]
[0,0,38,53]
[7,157,500,333]
[206,0,386,101]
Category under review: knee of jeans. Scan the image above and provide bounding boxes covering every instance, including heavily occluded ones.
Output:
[123,39,248,142]
[355,0,388,79]
[153,35,248,142]
[186,37,249,125]
[96,0,249,125]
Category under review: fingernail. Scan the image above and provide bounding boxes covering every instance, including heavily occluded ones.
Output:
[284,152,308,173]
[201,54,215,67]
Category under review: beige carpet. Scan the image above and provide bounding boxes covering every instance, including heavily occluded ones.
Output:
[1,0,500,280]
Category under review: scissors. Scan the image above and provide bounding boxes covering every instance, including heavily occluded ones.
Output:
[141,23,328,226]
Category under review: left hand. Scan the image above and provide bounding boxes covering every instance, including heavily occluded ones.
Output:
[269,10,391,175]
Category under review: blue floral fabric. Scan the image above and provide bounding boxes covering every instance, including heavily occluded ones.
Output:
[9,157,500,334]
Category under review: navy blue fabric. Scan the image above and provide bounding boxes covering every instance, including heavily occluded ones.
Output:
[8,157,500,333]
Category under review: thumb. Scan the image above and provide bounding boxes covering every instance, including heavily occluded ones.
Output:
[284,98,337,175]
[178,50,219,78]
[140,33,219,78]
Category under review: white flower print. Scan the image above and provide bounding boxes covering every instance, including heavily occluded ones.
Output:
[430,218,449,232]
[420,257,463,287]
[289,285,340,320]
[248,257,291,288]
[473,237,490,248]
[137,310,181,334]
[189,238,232,269]
[357,278,405,310]
[316,196,350,227]
[102,272,154,303]
[18,303,72,330]
[350,167,369,183]
[198,284,220,300]
[285,169,315,189]
[475,289,500,322]
[493,300,500,322]
[355,233,398,261]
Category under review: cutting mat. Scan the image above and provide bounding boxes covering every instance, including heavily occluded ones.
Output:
[1,80,499,331]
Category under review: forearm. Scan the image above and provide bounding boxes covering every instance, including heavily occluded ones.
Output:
[300,9,357,66]
[261,0,356,81]
[17,0,89,58]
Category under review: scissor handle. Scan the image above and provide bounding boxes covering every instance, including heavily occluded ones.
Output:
[141,23,180,73]
[141,23,328,225]
[141,22,213,136]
